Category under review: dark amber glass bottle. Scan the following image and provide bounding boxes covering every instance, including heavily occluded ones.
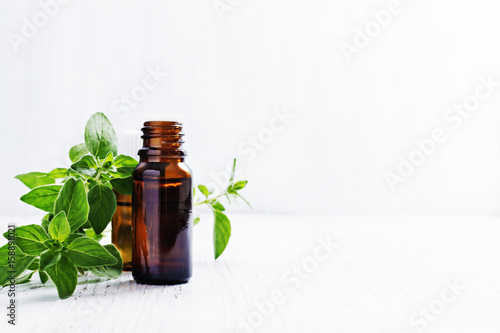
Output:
[111,191,133,271]
[132,120,193,285]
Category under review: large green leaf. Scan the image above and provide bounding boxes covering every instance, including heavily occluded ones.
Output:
[0,244,36,286]
[48,212,71,242]
[88,244,123,278]
[88,184,116,234]
[20,185,62,212]
[110,176,134,195]
[15,172,55,189]
[54,178,89,232]
[69,143,90,163]
[45,253,78,299]
[67,237,118,267]
[84,112,117,159]
[213,211,231,259]
[2,225,49,256]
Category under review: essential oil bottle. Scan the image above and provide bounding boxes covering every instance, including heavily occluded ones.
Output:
[111,131,142,271]
[132,118,193,285]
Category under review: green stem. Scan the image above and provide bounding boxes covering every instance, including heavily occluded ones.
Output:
[194,193,225,206]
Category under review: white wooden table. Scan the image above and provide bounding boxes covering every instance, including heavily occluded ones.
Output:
[1,214,500,333]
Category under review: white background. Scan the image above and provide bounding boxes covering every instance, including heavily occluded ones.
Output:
[1,0,500,216]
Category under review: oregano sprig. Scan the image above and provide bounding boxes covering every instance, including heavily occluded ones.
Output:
[194,159,251,259]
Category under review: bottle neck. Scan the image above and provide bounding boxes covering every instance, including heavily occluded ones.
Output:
[138,121,186,162]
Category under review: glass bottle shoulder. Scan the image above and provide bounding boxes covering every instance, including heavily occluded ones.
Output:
[133,161,192,180]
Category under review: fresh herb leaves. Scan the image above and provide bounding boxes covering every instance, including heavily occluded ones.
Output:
[194,159,250,259]
[9,113,127,298]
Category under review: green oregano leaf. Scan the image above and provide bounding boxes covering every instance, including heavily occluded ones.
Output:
[20,185,62,212]
[54,178,89,232]
[88,244,123,278]
[39,249,62,271]
[70,155,98,178]
[2,224,49,256]
[67,237,118,267]
[69,143,90,163]
[44,239,63,252]
[211,201,225,211]
[110,176,134,195]
[45,253,78,299]
[48,168,69,179]
[39,271,49,284]
[230,180,248,191]
[84,112,117,159]
[48,212,71,242]
[198,185,209,197]
[109,155,137,178]
[15,172,55,189]
[88,184,116,234]
[41,213,54,231]
[0,244,36,286]
[213,210,231,259]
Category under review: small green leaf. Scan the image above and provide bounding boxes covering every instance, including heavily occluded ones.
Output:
[110,176,134,195]
[15,172,55,189]
[213,210,231,259]
[39,249,62,271]
[84,112,118,159]
[0,244,36,286]
[48,168,68,179]
[48,212,71,242]
[20,185,62,212]
[211,201,225,211]
[99,173,113,183]
[2,225,49,255]
[101,151,114,169]
[67,237,118,267]
[109,155,138,178]
[88,184,117,234]
[231,180,248,191]
[44,239,64,252]
[39,271,49,284]
[88,244,123,279]
[45,253,78,299]
[54,178,89,232]
[69,143,90,163]
[198,185,209,197]
[85,228,104,242]
[193,216,200,225]
[41,213,53,231]
[70,155,98,178]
